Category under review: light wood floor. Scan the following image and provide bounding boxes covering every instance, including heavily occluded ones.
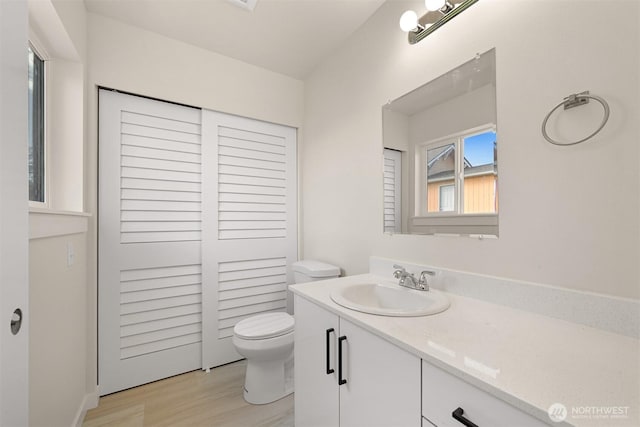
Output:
[83,360,294,427]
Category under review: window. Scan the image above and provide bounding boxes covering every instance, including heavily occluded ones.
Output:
[28,45,45,203]
[423,126,497,215]
[412,125,498,236]
[438,184,454,212]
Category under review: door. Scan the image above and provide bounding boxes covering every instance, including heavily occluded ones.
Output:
[383,148,402,233]
[0,0,29,423]
[99,90,203,395]
[201,110,297,369]
[294,296,340,427]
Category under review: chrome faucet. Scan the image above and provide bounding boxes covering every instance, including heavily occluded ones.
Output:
[393,264,435,291]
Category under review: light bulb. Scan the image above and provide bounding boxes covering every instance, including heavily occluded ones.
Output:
[425,0,446,12]
[399,10,419,32]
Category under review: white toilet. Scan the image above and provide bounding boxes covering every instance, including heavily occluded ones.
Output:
[232,260,340,404]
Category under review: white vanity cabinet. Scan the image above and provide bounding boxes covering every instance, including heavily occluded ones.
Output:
[294,296,421,427]
[421,361,549,427]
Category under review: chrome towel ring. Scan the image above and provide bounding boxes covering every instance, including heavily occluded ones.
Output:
[541,91,610,146]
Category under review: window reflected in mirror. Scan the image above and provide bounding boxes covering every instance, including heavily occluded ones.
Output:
[382,48,497,236]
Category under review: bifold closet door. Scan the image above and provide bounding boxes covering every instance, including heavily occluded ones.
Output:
[383,148,402,233]
[201,110,297,369]
[98,90,203,395]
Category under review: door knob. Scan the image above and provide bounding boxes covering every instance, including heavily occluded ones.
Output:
[10,308,23,335]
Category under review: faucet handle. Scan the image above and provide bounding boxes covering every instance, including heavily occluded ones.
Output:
[392,264,406,279]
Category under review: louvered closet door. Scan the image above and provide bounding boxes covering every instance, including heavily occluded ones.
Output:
[201,110,297,369]
[98,90,202,395]
[383,148,402,233]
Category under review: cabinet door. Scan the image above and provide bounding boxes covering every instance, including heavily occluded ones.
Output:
[339,318,421,427]
[294,296,340,427]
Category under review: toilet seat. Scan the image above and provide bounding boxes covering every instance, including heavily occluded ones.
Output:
[234,312,294,340]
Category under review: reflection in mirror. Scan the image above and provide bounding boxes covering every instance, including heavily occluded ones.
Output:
[382,48,497,236]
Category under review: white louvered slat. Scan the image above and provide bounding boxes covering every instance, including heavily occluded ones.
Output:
[121,210,201,222]
[218,282,287,300]
[218,229,285,240]
[218,300,286,321]
[120,304,201,326]
[219,202,285,213]
[218,145,285,163]
[121,293,202,316]
[218,221,285,230]
[218,183,285,196]
[120,273,201,293]
[219,137,286,155]
[218,164,285,180]
[121,177,201,193]
[218,211,285,221]
[383,149,402,233]
[121,200,201,212]
[121,313,202,338]
[120,284,201,304]
[218,126,285,147]
[218,274,287,292]
[122,134,201,154]
[218,155,285,172]
[120,333,201,360]
[121,111,201,134]
[218,291,286,311]
[121,123,200,145]
[121,144,201,164]
[219,173,284,187]
[121,167,200,183]
[121,231,201,244]
[121,189,201,202]
[121,155,201,173]
[218,309,283,330]
[218,193,284,204]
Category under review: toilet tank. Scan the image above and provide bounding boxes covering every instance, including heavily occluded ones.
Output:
[292,260,340,284]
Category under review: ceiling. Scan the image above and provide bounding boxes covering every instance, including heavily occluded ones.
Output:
[84,0,386,80]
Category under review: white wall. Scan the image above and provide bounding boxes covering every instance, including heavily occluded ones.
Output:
[27,0,93,424]
[29,232,88,427]
[302,0,639,300]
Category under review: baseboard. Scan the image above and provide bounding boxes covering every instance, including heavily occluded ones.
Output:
[72,387,99,427]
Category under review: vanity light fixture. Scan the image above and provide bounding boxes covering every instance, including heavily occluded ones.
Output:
[399,0,478,44]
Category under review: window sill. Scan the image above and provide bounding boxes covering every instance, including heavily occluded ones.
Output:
[29,208,91,240]
[409,213,498,236]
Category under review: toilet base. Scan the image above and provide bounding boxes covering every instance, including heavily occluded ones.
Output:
[243,356,294,405]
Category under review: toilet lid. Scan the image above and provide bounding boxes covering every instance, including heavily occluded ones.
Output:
[234,312,294,340]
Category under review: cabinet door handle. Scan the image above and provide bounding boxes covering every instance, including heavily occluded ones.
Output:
[452,407,479,427]
[338,335,347,385]
[325,328,335,374]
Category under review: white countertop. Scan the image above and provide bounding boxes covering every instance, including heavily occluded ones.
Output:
[290,274,640,427]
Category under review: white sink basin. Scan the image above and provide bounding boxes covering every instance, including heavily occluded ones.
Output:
[330,283,450,317]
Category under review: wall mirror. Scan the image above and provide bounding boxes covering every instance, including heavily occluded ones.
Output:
[382,48,497,236]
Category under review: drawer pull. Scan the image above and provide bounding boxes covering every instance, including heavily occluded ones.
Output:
[325,328,335,374]
[452,407,479,427]
[338,335,347,385]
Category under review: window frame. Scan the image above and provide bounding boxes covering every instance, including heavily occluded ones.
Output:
[27,39,49,208]
[411,123,498,236]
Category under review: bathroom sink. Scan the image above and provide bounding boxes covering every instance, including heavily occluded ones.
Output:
[330,283,450,317]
